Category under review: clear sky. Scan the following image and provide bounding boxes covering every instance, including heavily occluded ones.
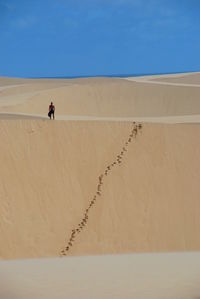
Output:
[0,0,200,77]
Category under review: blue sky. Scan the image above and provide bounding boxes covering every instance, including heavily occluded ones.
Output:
[0,0,200,77]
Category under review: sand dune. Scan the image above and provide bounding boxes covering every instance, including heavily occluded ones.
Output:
[0,120,200,259]
[151,72,200,85]
[0,72,200,297]
[125,72,200,87]
[1,73,200,117]
[1,252,200,299]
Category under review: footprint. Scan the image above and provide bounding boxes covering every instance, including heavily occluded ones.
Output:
[60,122,142,255]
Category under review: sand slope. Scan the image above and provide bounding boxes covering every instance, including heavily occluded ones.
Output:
[0,120,200,259]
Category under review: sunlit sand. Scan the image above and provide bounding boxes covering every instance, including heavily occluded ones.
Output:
[0,72,200,298]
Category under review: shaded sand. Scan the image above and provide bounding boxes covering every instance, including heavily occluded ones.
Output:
[1,73,200,117]
[2,112,200,123]
[0,120,200,259]
[0,113,46,120]
[0,252,200,299]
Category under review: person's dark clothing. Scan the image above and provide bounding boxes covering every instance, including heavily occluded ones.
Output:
[48,103,55,119]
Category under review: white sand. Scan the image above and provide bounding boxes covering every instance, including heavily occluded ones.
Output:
[125,72,200,87]
[0,252,200,299]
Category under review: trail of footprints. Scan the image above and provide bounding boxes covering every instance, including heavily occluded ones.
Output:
[60,122,142,256]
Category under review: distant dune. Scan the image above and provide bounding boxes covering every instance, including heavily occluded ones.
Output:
[151,72,200,85]
[1,73,200,117]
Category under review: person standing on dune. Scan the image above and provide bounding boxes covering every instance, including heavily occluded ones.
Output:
[48,101,55,119]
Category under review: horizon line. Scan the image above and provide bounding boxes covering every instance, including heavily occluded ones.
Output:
[1,70,199,80]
